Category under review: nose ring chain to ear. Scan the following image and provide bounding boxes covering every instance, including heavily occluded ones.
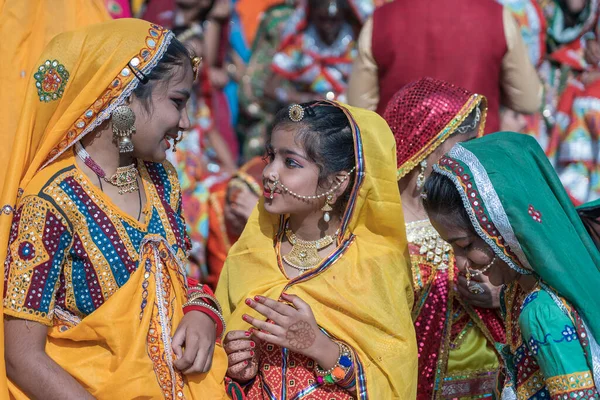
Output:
[274,166,356,201]
[269,180,279,200]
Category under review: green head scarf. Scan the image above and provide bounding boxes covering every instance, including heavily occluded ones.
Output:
[432,132,600,345]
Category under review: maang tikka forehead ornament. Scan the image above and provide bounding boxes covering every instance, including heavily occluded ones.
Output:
[288,103,317,122]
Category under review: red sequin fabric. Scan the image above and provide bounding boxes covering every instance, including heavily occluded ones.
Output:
[383,77,487,179]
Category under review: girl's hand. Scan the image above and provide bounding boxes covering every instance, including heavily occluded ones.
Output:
[223,330,259,382]
[243,293,339,368]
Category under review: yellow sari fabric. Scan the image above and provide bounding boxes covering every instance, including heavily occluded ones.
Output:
[0,19,226,398]
[216,102,418,398]
[0,0,110,187]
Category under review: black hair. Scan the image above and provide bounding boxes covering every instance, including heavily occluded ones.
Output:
[132,38,192,111]
[422,171,474,231]
[268,102,356,212]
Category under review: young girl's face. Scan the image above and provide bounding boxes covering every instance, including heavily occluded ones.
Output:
[262,126,328,217]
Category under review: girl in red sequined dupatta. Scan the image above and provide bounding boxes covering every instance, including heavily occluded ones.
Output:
[383,77,506,400]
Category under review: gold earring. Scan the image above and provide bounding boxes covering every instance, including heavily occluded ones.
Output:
[416,160,427,190]
[321,194,334,222]
[173,131,183,152]
[112,105,136,153]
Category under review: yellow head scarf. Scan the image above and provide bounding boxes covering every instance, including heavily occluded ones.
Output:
[216,102,418,398]
[0,0,110,184]
[0,19,211,398]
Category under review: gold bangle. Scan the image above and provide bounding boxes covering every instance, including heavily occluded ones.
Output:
[188,292,222,313]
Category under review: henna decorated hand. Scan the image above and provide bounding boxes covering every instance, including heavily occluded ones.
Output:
[243,293,340,369]
[457,273,502,309]
[223,330,259,382]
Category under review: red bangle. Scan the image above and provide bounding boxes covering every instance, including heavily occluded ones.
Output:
[183,304,225,340]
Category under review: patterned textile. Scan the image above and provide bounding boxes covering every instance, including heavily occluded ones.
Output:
[271,0,374,101]
[384,77,487,180]
[4,156,187,324]
[498,283,600,399]
[245,341,354,399]
[407,221,504,400]
[237,2,295,160]
[431,132,600,399]
[166,122,229,281]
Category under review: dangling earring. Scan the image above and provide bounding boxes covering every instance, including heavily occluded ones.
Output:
[321,194,334,222]
[416,160,427,190]
[173,130,183,152]
[112,104,136,153]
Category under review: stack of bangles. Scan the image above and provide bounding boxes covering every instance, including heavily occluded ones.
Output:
[183,279,226,340]
[315,341,355,388]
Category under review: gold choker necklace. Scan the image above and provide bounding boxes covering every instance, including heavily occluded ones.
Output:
[105,165,139,195]
[283,229,337,271]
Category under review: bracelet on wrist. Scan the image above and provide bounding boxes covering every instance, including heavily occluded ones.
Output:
[183,300,226,340]
[314,341,353,385]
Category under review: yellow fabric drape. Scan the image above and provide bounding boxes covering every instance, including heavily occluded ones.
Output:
[8,234,226,399]
[0,19,227,398]
[0,0,111,188]
[216,102,418,398]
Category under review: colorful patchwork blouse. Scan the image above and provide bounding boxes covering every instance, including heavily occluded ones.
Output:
[498,282,600,399]
[3,151,189,326]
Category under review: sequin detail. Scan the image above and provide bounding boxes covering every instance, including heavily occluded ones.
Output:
[3,160,186,326]
[528,205,542,223]
[34,60,69,102]
[41,24,172,169]
[383,77,487,179]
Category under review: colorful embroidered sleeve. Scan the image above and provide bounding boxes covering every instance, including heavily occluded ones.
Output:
[3,195,72,326]
[519,290,600,400]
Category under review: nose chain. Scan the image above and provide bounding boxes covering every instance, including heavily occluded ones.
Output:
[268,166,356,200]
[465,253,497,287]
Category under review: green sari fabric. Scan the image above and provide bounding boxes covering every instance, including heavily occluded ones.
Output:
[432,132,600,377]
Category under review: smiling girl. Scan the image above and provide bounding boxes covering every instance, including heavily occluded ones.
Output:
[0,19,228,399]
[217,101,417,398]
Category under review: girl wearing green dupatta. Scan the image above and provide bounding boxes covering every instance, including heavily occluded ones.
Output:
[422,132,600,399]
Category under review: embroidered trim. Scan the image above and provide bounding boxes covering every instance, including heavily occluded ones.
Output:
[545,371,595,396]
[34,60,69,102]
[41,25,174,169]
[397,94,486,180]
[446,144,533,271]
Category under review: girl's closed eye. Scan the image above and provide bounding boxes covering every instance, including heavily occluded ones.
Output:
[171,97,186,109]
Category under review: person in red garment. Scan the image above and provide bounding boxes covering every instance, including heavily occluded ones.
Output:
[347,0,542,134]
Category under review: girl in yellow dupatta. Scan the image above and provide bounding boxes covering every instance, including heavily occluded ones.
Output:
[217,101,417,398]
[0,19,228,399]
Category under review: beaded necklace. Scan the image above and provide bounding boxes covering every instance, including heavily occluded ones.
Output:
[75,142,139,195]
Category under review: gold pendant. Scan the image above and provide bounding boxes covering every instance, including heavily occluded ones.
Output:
[282,229,335,271]
[105,164,139,195]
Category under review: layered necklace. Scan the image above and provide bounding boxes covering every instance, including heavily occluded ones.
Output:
[282,224,338,272]
[75,142,139,195]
